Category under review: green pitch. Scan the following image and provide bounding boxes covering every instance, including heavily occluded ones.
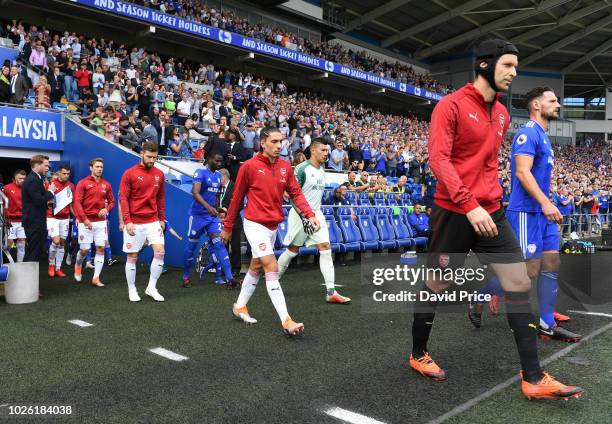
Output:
[0,260,610,423]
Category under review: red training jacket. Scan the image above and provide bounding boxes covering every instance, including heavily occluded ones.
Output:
[224,153,314,233]
[2,182,23,221]
[428,83,510,215]
[45,180,75,219]
[119,163,165,225]
[74,176,115,223]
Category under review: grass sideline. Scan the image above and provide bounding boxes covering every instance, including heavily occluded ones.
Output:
[0,260,610,423]
[446,328,612,424]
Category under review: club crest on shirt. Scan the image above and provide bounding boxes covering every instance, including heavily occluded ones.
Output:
[280,168,287,177]
[258,243,266,251]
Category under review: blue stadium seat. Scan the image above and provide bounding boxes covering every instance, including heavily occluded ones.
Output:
[400,193,412,206]
[325,183,339,190]
[52,102,67,111]
[386,192,399,206]
[404,216,428,247]
[390,214,415,249]
[355,209,381,251]
[373,192,386,206]
[345,191,357,205]
[357,192,371,206]
[336,208,363,252]
[275,210,317,256]
[372,208,398,250]
[322,207,343,253]
[322,190,334,205]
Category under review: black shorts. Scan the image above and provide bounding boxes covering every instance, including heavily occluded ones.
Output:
[426,205,523,268]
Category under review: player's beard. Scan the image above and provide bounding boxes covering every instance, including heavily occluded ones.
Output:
[543,109,559,121]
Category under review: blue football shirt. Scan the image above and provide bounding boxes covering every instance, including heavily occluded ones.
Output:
[189,166,221,216]
[508,120,554,213]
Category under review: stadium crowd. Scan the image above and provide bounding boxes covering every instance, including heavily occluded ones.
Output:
[0,19,609,232]
[122,0,453,94]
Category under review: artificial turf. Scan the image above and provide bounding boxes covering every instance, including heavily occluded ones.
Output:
[0,256,610,423]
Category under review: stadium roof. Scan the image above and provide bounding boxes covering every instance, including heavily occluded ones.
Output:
[331,0,612,97]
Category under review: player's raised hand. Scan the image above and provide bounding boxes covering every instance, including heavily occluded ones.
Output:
[466,206,498,238]
[126,222,136,236]
[220,230,232,244]
[542,201,563,224]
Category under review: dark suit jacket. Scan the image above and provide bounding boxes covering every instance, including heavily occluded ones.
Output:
[218,105,230,118]
[221,180,244,216]
[228,141,250,181]
[21,171,54,226]
[10,74,29,103]
[204,135,230,165]
[151,117,165,144]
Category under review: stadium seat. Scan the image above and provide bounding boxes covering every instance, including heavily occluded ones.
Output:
[355,209,382,251]
[400,193,412,206]
[336,208,363,252]
[275,210,317,256]
[373,192,386,206]
[52,102,67,111]
[386,192,399,206]
[390,214,415,249]
[357,192,371,206]
[322,207,343,253]
[372,208,398,250]
[322,190,334,205]
[404,217,428,247]
[345,191,357,205]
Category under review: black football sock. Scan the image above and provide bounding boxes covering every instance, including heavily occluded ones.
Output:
[505,291,543,383]
[412,285,438,358]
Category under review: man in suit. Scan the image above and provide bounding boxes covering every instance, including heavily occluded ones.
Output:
[9,65,29,105]
[220,168,243,276]
[218,99,230,119]
[226,129,249,180]
[22,155,56,262]
[151,108,168,156]
[139,116,158,143]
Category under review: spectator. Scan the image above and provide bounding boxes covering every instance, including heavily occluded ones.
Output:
[9,65,28,105]
[342,171,365,191]
[168,126,192,158]
[407,203,429,237]
[328,140,348,171]
[375,146,387,176]
[74,62,92,97]
[48,66,63,104]
[139,115,158,144]
[176,92,192,125]
[0,65,12,102]
[392,175,408,202]
[33,74,51,109]
[29,44,48,74]
[92,65,105,95]
[347,139,364,170]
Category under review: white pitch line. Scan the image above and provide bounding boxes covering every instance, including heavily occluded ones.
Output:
[427,321,612,424]
[68,319,94,328]
[323,406,387,424]
[320,284,344,287]
[149,347,189,362]
[0,403,8,407]
[567,310,612,318]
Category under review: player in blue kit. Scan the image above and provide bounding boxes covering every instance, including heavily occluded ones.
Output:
[469,87,581,342]
[182,153,240,289]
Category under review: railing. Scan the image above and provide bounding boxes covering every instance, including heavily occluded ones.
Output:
[561,213,610,238]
